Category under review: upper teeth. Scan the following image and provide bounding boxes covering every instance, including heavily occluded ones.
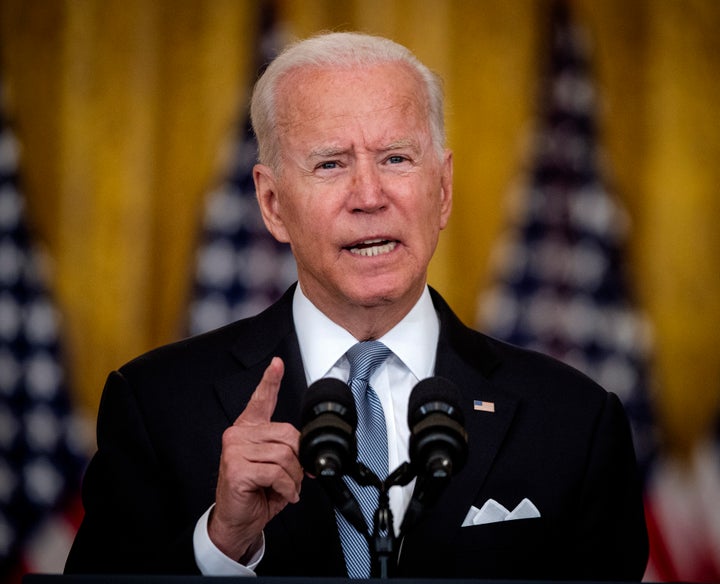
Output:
[350,239,397,257]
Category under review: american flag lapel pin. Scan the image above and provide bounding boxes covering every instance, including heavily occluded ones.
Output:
[473,399,495,413]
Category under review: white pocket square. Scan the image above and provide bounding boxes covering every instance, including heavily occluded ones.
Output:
[462,498,541,526]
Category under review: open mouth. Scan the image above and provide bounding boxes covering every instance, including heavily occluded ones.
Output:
[346,238,398,257]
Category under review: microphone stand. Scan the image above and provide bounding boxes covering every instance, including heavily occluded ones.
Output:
[352,462,415,579]
[333,459,456,578]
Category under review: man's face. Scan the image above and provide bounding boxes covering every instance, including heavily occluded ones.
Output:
[254,62,452,323]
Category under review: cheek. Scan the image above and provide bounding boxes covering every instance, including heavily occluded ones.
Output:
[281,200,332,247]
[416,197,445,231]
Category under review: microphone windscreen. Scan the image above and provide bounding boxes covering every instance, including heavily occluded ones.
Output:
[300,377,357,428]
[408,376,464,426]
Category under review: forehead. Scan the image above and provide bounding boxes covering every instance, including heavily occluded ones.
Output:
[275,62,430,145]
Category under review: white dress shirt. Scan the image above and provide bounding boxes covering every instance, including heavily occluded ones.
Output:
[193,284,439,575]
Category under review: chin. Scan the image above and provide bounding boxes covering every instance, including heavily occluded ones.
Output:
[345,278,420,308]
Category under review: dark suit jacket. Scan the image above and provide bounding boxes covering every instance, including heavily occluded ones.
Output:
[65,285,648,580]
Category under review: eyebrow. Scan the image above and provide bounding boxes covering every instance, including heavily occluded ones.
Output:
[308,146,349,159]
[308,139,420,159]
[381,139,419,152]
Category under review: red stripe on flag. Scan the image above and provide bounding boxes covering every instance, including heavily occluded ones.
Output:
[643,496,679,582]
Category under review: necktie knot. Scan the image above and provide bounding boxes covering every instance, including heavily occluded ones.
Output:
[346,341,391,386]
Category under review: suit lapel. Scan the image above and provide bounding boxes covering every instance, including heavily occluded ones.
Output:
[406,289,520,540]
[214,285,306,425]
[433,340,519,534]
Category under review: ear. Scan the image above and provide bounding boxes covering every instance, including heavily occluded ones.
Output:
[438,150,453,230]
[254,164,291,243]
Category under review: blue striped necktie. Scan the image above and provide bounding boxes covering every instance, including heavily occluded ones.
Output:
[336,340,391,578]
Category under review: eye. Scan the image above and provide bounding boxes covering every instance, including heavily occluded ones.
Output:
[317,160,339,170]
[386,155,407,165]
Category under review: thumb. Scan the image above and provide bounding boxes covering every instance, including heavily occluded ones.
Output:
[235,356,285,425]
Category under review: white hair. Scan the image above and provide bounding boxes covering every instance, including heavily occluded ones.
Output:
[250,31,446,171]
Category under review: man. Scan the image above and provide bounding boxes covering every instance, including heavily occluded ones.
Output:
[65,32,648,580]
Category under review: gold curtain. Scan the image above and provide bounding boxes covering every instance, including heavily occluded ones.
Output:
[0,0,259,418]
[1,0,719,455]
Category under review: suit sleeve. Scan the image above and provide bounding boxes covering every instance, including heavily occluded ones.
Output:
[570,391,649,580]
[64,370,201,574]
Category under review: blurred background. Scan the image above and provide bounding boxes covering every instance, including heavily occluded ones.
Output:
[1,0,719,581]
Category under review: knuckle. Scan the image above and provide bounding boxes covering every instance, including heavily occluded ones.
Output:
[221,425,243,447]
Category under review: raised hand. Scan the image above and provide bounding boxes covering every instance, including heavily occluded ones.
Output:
[209,357,303,562]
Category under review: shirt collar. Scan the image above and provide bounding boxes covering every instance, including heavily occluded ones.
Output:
[293,284,439,384]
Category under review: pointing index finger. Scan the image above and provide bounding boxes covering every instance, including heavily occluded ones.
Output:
[236,356,284,425]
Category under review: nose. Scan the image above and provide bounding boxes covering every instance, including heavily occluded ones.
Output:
[348,160,386,213]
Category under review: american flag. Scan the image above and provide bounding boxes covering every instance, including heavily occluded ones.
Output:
[473,400,495,413]
[187,120,297,336]
[478,1,658,485]
[0,88,87,581]
[478,3,720,581]
[187,3,296,336]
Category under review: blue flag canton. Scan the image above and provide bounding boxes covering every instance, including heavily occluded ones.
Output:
[0,122,86,573]
[479,3,657,480]
[188,121,296,336]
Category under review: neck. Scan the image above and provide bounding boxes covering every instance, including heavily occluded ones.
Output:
[337,304,413,341]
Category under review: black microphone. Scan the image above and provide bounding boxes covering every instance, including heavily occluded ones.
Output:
[401,376,469,536]
[299,378,368,538]
[299,378,357,478]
